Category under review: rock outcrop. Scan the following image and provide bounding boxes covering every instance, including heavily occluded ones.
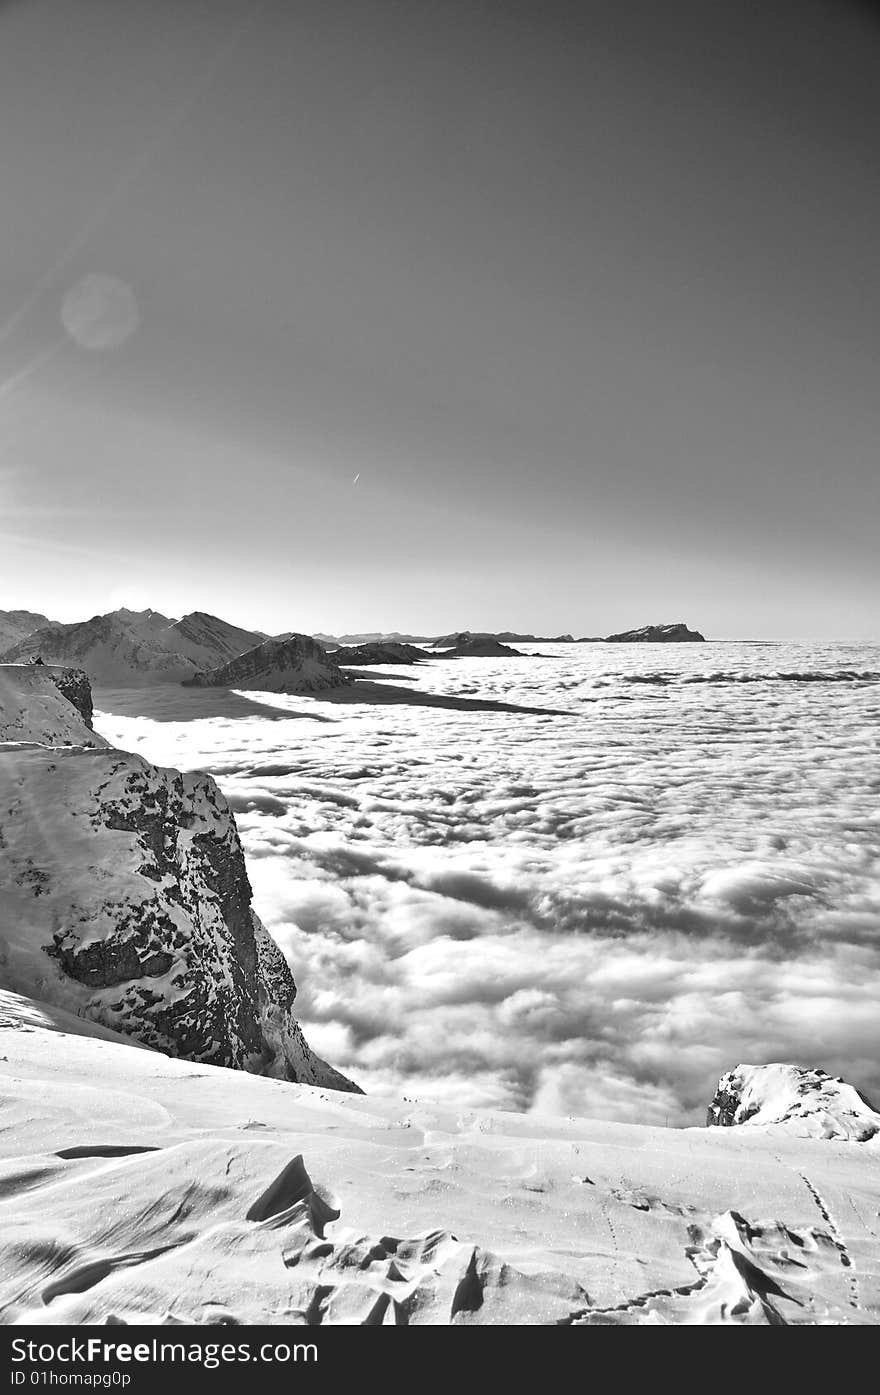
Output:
[707,1064,879,1141]
[44,665,94,728]
[0,665,107,747]
[605,622,705,643]
[184,634,350,693]
[0,743,359,1092]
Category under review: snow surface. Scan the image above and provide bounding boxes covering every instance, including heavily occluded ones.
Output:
[1,989,878,1325]
[0,665,107,747]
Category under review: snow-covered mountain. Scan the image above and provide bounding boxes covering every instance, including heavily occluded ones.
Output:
[0,609,53,653]
[0,727,357,1092]
[1,990,877,1324]
[165,610,265,668]
[708,1064,880,1142]
[0,663,107,747]
[0,610,189,684]
[432,632,525,657]
[184,634,350,693]
[0,608,266,686]
[330,641,432,664]
[605,622,706,642]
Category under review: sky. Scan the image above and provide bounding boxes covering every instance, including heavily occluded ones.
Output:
[0,0,877,639]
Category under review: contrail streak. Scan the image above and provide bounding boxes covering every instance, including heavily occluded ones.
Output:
[0,338,66,403]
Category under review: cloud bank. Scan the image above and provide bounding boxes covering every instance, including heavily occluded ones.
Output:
[96,641,880,1124]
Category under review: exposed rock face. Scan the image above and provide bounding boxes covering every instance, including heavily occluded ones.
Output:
[605,622,705,642]
[45,666,94,728]
[331,641,431,665]
[707,1065,879,1141]
[184,634,350,693]
[0,744,359,1092]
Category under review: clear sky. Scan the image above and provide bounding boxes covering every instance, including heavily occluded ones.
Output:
[0,0,877,638]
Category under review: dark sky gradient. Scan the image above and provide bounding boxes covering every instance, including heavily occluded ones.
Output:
[0,0,877,636]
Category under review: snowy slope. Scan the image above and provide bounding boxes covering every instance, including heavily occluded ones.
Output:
[0,744,356,1092]
[708,1065,880,1142]
[0,665,107,747]
[0,990,877,1325]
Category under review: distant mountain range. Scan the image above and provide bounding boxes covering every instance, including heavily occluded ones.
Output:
[0,609,53,653]
[429,630,574,648]
[0,608,267,686]
[0,608,708,686]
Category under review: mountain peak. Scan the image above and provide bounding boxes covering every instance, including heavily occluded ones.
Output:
[707,1064,880,1141]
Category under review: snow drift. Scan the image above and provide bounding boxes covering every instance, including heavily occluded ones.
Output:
[0,990,877,1324]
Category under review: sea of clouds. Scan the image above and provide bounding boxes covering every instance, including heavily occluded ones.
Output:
[95,640,880,1125]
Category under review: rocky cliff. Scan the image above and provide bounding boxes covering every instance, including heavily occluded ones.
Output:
[44,665,94,728]
[0,740,358,1092]
[184,634,350,693]
[0,665,107,747]
[707,1064,879,1141]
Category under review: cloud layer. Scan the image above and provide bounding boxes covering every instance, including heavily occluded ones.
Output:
[96,641,880,1124]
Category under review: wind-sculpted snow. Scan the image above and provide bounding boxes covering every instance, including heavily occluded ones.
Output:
[1,993,878,1325]
[95,639,880,1125]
